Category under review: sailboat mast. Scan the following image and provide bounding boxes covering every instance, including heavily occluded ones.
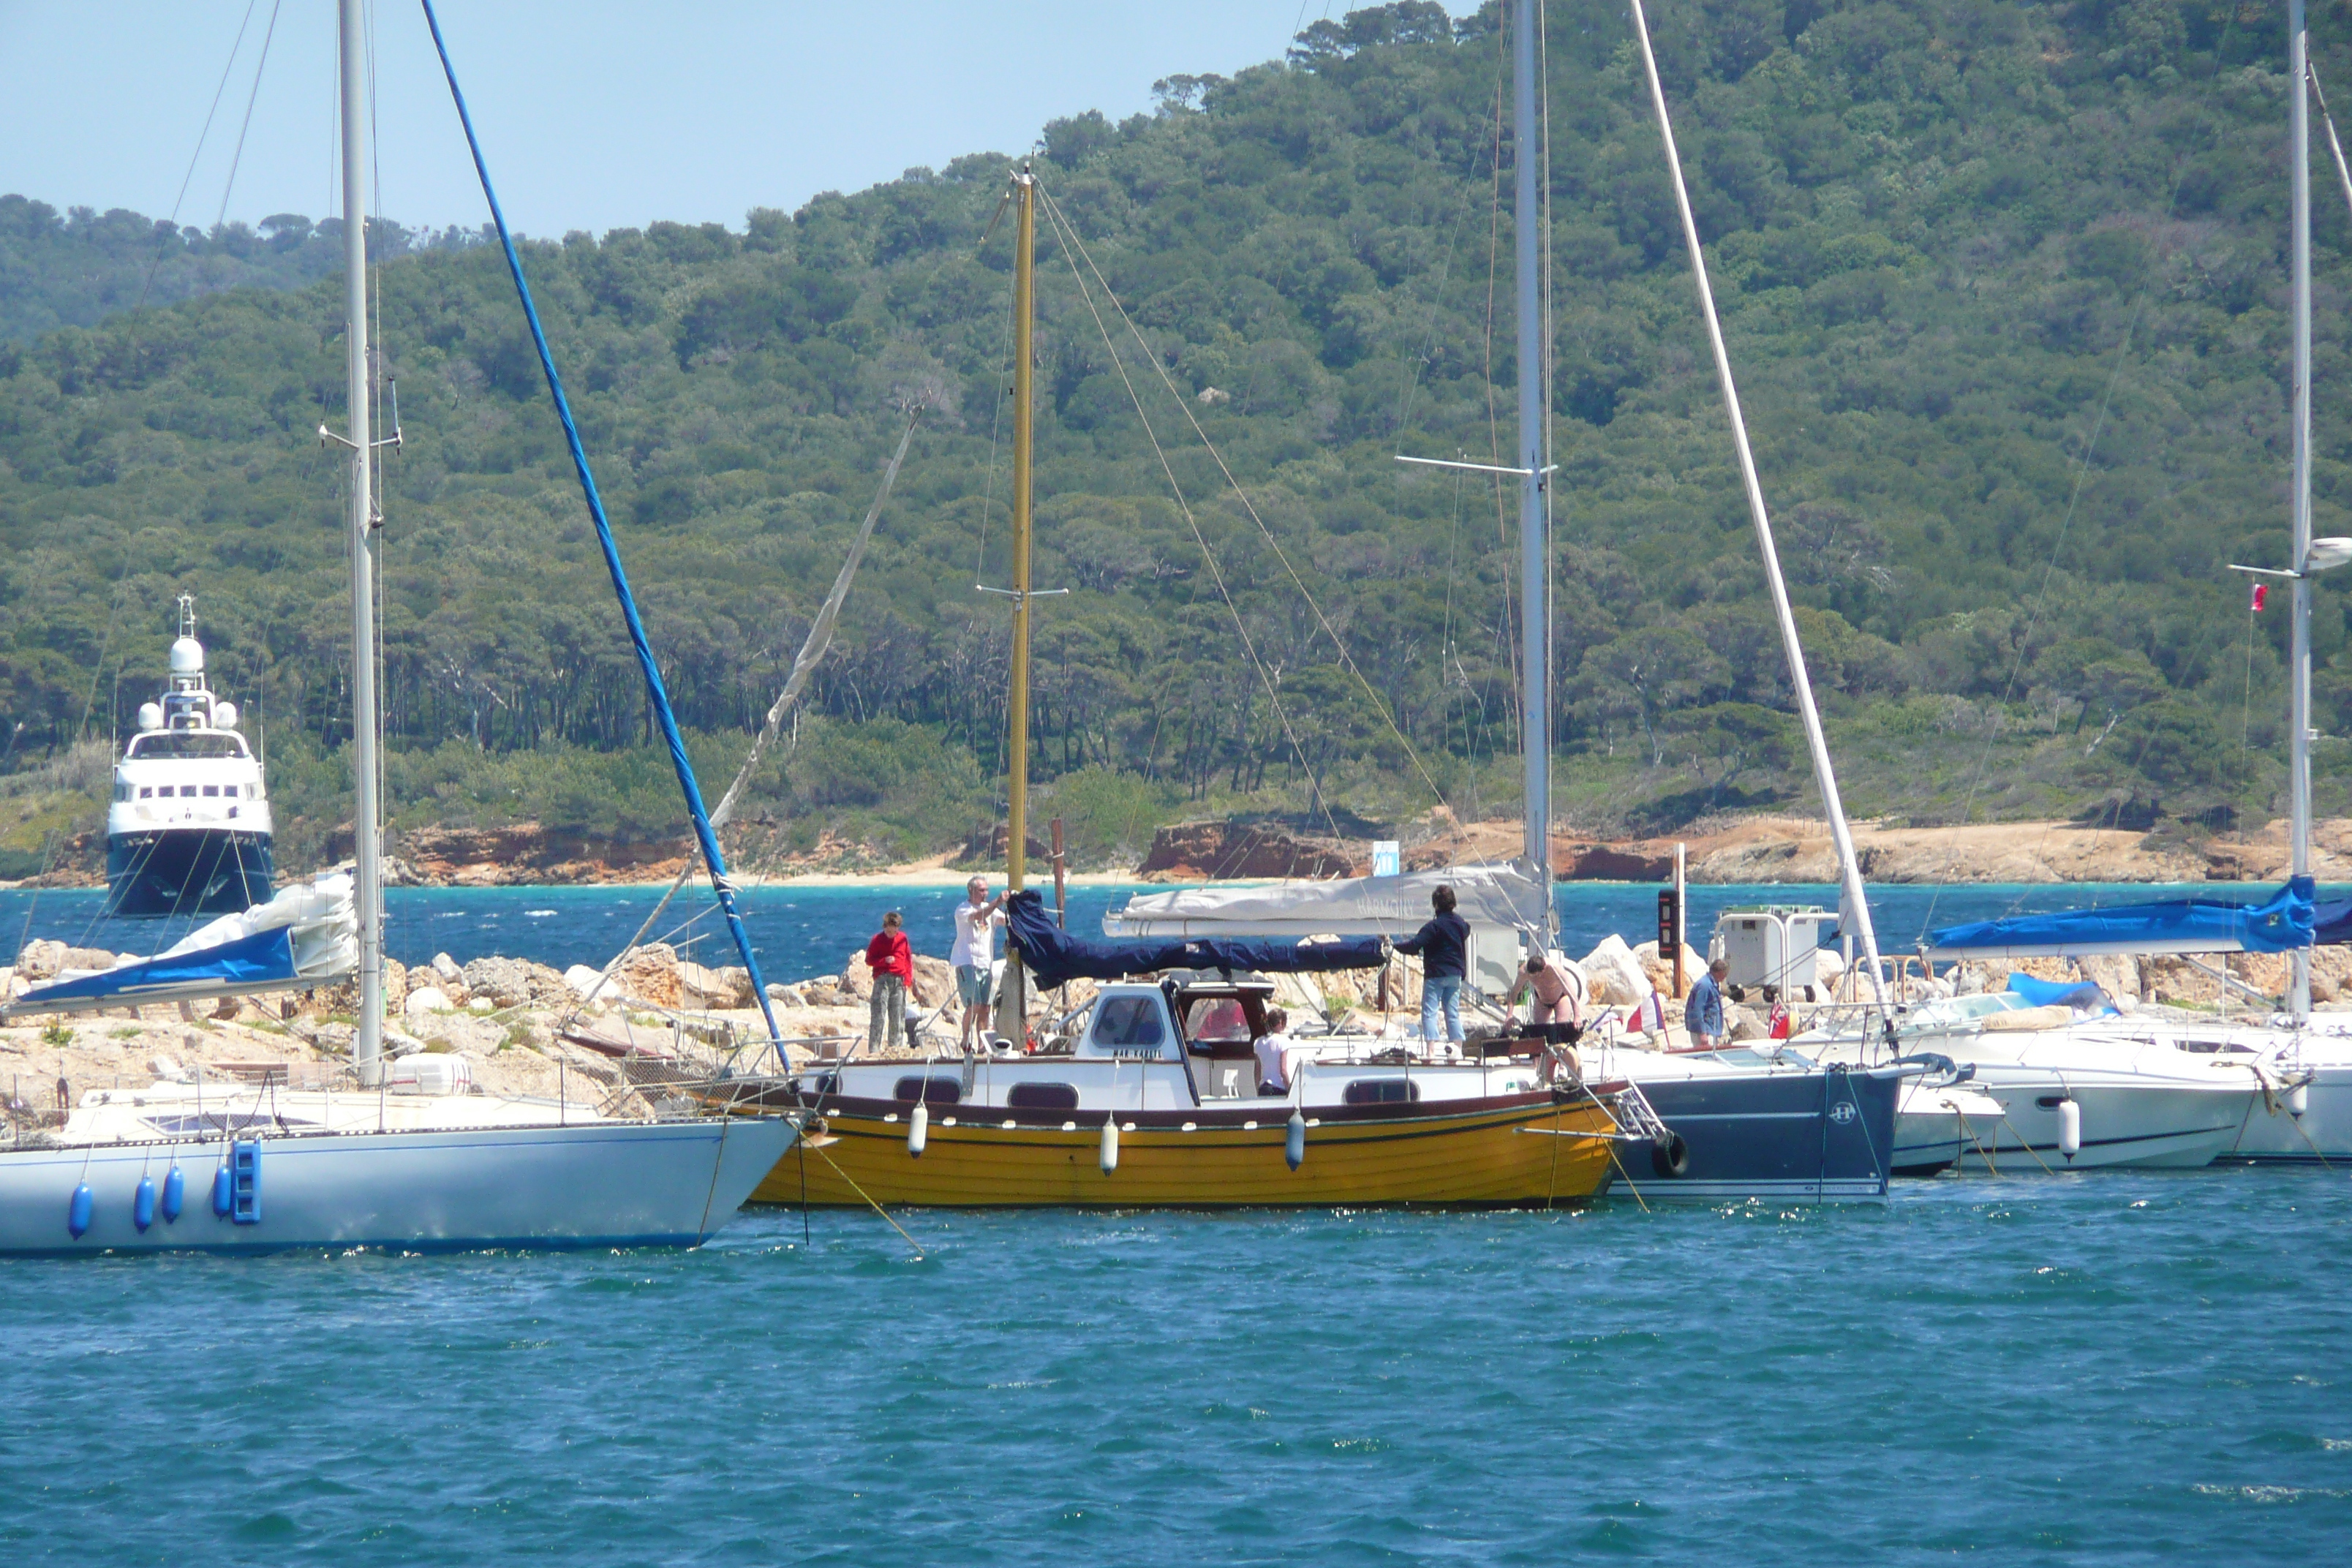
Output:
[996,166,1037,1043]
[1624,0,1886,1008]
[339,0,382,1075]
[1512,0,1550,880]
[1008,168,1034,896]
[2291,0,2315,1019]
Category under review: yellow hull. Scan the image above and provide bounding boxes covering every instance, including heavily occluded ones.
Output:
[750,1097,1618,1208]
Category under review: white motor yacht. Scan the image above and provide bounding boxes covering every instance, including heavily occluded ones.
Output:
[105,595,274,918]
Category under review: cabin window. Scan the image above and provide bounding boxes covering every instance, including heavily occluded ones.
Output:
[1006,1082,1080,1112]
[1184,998,1251,1043]
[181,785,198,797]
[1343,1079,1421,1106]
[1090,996,1165,1049]
[892,1075,961,1105]
[802,1073,839,1096]
[139,786,153,799]
[202,785,219,796]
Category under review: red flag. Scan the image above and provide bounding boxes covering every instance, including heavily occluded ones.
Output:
[2253,582,2269,613]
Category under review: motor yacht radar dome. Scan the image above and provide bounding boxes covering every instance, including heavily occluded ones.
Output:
[105,595,274,918]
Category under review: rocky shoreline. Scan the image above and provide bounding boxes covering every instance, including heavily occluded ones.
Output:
[10,812,2347,893]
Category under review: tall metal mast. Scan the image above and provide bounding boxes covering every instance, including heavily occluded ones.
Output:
[1512,0,1550,879]
[339,0,383,1077]
[1625,0,1886,1009]
[2291,0,2315,1020]
[997,166,1036,1040]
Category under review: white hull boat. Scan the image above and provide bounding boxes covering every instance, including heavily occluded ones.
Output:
[0,1104,793,1256]
[1806,996,2272,1171]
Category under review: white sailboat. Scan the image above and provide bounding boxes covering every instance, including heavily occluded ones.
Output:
[0,0,795,1255]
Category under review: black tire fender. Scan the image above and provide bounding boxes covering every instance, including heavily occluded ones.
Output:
[1651,1132,1690,1179]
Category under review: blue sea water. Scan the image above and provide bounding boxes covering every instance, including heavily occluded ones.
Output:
[1,1175,2347,1564]
[2,879,2317,984]
[7,881,2350,1563]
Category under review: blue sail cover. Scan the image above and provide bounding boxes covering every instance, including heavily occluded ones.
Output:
[7,927,298,1017]
[2313,897,2352,946]
[1924,877,2315,960]
[1006,891,1385,988]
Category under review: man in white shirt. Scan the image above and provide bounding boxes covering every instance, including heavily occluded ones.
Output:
[949,875,1006,1051]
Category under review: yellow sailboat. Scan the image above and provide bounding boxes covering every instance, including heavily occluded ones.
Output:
[744,168,1621,1210]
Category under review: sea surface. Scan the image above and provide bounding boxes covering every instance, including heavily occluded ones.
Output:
[3,879,2321,984]
[1,1173,2346,1564]
[4,883,2351,1559]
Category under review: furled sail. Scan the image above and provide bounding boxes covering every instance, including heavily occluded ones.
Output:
[4,875,357,1019]
[1007,891,1384,988]
[1923,878,2314,960]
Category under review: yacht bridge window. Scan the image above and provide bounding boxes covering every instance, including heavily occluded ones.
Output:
[126,733,249,760]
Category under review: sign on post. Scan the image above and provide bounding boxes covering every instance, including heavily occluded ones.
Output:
[1372,840,1401,878]
[1657,889,1683,997]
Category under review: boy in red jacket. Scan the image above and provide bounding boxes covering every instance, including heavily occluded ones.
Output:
[865,911,913,1053]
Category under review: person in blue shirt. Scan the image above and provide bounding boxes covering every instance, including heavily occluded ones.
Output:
[1684,957,1730,1049]
[1394,884,1471,1045]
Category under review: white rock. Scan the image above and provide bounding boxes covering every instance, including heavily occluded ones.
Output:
[149,1055,187,1082]
[468,997,494,1013]
[403,986,452,1018]
[431,952,462,981]
[563,964,605,998]
[1579,934,1648,1009]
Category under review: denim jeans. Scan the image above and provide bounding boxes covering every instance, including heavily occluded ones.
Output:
[1421,976,1463,1042]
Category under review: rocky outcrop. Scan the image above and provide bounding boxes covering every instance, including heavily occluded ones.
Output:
[1137,821,1359,881]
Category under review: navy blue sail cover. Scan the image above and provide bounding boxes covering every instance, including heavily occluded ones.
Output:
[11,926,297,1012]
[1926,877,2315,959]
[1005,890,1385,987]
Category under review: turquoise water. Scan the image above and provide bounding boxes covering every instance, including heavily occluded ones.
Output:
[5,881,2315,982]
[2,1172,2347,1564]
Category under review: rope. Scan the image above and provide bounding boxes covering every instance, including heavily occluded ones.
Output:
[809,1136,925,1261]
[1034,185,1460,826]
[421,0,783,1047]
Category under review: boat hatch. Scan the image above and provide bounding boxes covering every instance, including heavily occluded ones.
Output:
[894,1075,962,1104]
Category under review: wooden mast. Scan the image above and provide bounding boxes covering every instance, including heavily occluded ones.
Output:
[998,166,1036,1041]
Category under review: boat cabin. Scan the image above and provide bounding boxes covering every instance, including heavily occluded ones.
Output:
[793,972,1554,1123]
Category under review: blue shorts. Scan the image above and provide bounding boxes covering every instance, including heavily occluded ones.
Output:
[955,964,991,1005]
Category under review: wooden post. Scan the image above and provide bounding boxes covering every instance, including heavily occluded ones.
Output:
[1673,840,1687,998]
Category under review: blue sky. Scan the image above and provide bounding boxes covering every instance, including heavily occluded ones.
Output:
[0,2,1469,238]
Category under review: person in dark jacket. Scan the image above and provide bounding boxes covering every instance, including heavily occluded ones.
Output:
[1394,884,1471,1044]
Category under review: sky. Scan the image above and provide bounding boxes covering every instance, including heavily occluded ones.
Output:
[0,1,1463,239]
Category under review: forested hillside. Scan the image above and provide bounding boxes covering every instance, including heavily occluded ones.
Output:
[4,0,2350,875]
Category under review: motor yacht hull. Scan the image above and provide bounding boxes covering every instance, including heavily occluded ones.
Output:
[105,827,273,918]
[1606,1063,1902,1202]
[1940,1073,2254,1170]
[2220,1060,2352,1165]
[0,1115,795,1256]
[1890,1081,2009,1177]
[754,1092,1617,1209]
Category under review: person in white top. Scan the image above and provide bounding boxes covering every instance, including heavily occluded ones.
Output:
[1254,1006,1297,1094]
[949,875,1006,1050]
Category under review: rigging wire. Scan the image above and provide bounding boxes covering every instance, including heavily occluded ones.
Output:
[1028,189,1343,837]
[1035,183,1461,824]
[210,0,286,238]
[134,0,264,315]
